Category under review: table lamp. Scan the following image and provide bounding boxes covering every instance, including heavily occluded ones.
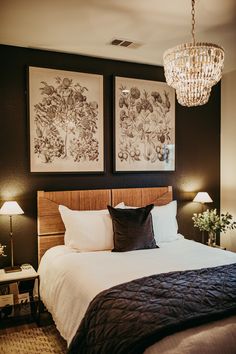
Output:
[193,192,213,204]
[0,201,24,273]
[193,192,213,243]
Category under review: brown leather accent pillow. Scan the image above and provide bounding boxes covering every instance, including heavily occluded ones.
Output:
[107,204,158,252]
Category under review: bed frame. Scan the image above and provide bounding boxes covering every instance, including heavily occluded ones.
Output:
[37,186,173,262]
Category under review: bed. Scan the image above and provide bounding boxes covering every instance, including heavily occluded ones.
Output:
[37,187,236,354]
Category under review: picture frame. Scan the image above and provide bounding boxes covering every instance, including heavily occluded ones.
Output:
[114,76,175,172]
[28,66,104,173]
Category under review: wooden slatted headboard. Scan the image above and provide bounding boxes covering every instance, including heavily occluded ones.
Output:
[111,187,173,207]
[37,186,173,262]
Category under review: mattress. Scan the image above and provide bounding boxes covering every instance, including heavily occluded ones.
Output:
[38,237,236,353]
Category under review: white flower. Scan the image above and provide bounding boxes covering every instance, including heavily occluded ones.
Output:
[192,209,236,233]
[0,244,6,257]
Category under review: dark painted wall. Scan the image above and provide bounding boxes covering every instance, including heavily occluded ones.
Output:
[0,45,221,269]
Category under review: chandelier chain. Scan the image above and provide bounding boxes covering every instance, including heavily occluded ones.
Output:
[191,0,196,45]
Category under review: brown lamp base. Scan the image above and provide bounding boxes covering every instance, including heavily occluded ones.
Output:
[4,265,22,273]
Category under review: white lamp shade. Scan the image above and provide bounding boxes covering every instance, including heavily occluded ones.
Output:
[0,201,24,215]
[193,192,213,204]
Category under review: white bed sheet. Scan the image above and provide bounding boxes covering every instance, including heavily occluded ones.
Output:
[38,237,236,352]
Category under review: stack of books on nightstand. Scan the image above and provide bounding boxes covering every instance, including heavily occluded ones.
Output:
[0,288,14,319]
[0,282,30,319]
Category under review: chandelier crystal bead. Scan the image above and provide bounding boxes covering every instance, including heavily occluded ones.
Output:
[163,0,224,107]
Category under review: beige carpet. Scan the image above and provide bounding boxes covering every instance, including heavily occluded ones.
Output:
[0,325,67,354]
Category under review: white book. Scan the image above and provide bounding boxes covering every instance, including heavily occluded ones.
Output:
[17,292,30,304]
[9,282,19,304]
[15,292,31,316]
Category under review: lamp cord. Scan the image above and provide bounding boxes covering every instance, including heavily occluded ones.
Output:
[191,0,196,45]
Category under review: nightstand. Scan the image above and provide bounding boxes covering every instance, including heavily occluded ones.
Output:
[0,265,40,327]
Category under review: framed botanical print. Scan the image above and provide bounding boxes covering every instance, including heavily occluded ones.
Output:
[28,66,104,172]
[114,76,175,172]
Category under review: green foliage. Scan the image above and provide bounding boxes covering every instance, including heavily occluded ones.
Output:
[192,209,236,233]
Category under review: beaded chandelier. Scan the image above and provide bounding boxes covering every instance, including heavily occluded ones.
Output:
[163,0,224,107]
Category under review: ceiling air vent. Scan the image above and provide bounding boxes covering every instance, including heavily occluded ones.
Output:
[110,39,142,49]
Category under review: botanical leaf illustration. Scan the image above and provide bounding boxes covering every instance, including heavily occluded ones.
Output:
[33,76,99,164]
[117,85,173,165]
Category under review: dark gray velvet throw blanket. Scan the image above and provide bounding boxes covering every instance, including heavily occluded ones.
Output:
[68,263,236,354]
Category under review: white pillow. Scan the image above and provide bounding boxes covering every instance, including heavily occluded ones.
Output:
[120,201,178,243]
[59,205,113,251]
[151,201,178,243]
[114,202,125,208]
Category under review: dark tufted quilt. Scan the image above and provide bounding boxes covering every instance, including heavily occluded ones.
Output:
[68,263,236,354]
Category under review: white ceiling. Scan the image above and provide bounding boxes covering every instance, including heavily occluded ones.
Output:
[1,0,236,73]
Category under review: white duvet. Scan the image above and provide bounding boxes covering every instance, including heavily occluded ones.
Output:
[38,237,236,353]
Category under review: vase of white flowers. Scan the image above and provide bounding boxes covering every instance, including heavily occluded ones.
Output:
[0,243,6,257]
[207,230,216,246]
[192,209,236,246]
